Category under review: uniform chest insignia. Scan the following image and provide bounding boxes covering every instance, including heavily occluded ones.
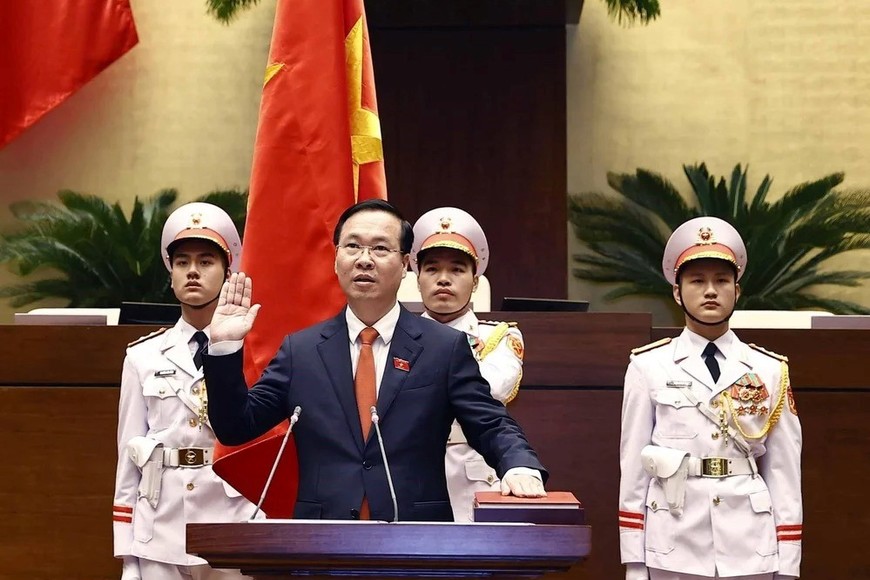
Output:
[666,380,692,388]
[154,369,176,377]
[729,373,770,416]
[467,334,484,357]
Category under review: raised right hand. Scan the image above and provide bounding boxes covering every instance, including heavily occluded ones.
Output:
[210,272,261,343]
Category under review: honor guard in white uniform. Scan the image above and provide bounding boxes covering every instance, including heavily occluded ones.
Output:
[619,217,802,580]
[411,207,526,521]
[112,203,257,580]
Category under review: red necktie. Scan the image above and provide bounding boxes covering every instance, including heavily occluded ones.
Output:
[354,327,379,519]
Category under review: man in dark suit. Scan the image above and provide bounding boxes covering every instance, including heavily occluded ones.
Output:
[204,199,547,521]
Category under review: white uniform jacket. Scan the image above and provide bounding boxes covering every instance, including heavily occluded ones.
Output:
[619,328,802,578]
[112,319,256,566]
[423,310,524,521]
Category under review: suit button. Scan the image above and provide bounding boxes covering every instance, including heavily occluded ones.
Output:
[363,460,373,470]
[189,418,198,428]
[711,432,719,440]
[713,496,721,506]
[186,483,195,491]
[350,509,360,519]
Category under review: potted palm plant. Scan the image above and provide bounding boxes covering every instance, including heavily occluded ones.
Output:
[0,188,247,308]
[569,163,870,314]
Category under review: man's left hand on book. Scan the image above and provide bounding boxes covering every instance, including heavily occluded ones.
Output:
[501,473,546,498]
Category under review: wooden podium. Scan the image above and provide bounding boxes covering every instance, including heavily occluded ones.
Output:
[187,520,590,579]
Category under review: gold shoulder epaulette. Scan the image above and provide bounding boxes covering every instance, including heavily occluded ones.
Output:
[479,319,518,327]
[748,343,789,363]
[631,337,672,355]
[127,327,168,348]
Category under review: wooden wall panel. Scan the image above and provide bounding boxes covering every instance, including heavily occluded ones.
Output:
[0,321,867,578]
[373,26,568,304]
[0,387,120,579]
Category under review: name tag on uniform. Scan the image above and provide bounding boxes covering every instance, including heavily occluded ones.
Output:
[154,369,176,377]
[666,380,692,388]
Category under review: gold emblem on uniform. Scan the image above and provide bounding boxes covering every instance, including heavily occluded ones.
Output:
[787,385,798,416]
[697,226,716,244]
[189,212,203,227]
[439,216,453,232]
[729,373,769,416]
[507,335,524,360]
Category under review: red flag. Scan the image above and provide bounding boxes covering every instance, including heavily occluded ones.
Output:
[212,0,386,518]
[0,0,138,148]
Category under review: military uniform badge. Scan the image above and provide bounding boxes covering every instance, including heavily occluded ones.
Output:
[787,385,798,415]
[729,373,770,417]
[507,334,524,360]
[467,334,484,358]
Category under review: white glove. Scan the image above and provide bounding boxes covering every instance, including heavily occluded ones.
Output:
[121,556,141,580]
[625,562,649,580]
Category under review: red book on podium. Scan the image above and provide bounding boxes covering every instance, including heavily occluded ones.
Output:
[472,491,585,525]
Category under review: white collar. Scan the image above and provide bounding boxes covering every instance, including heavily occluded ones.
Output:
[346,301,401,345]
[422,309,478,336]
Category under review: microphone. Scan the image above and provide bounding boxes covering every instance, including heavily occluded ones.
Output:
[249,406,301,520]
[370,406,398,522]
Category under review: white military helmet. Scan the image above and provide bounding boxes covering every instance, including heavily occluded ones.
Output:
[410,207,489,276]
[662,216,747,285]
[161,202,242,272]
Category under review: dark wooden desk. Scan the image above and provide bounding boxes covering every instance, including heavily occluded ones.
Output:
[0,316,866,579]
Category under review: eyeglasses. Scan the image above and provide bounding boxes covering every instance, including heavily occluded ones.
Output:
[337,242,403,259]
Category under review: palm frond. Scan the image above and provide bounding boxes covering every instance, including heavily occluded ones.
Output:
[196,189,248,238]
[570,162,870,315]
[603,0,661,25]
[205,0,261,23]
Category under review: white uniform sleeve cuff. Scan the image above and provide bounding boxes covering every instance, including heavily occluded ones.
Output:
[503,467,542,480]
[208,339,244,356]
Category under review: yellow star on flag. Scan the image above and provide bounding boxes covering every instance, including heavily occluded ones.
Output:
[345,16,383,200]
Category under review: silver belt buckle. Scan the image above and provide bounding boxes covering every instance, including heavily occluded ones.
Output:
[701,457,729,477]
[179,448,204,466]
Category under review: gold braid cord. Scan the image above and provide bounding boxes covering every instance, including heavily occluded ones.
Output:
[479,322,510,360]
[504,367,523,405]
[724,361,789,440]
[479,322,522,404]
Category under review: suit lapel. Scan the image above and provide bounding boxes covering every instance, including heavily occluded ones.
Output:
[376,307,424,425]
[316,310,364,453]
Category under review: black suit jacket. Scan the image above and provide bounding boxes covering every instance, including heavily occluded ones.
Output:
[205,305,547,521]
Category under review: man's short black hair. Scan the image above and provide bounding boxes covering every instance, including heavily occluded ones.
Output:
[332,199,413,254]
[168,238,230,272]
